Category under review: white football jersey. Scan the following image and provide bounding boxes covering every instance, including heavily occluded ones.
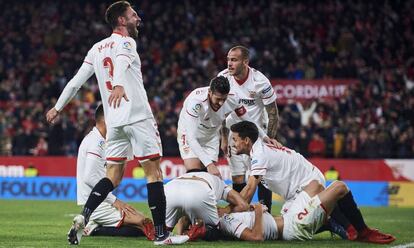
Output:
[249,140,319,201]
[76,127,116,205]
[177,87,247,165]
[219,211,278,240]
[179,171,232,201]
[218,67,276,129]
[84,32,153,127]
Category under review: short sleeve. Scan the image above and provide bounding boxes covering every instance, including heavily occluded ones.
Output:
[250,155,267,177]
[185,100,202,118]
[115,37,136,64]
[220,214,248,238]
[255,71,276,105]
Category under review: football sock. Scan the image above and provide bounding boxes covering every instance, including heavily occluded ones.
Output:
[82,177,114,224]
[232,182,246,193]
[147,181,167,239]
[91,226,144,237]
[258,182,272,213]
[337,191,368,232]
[330,205,351,228]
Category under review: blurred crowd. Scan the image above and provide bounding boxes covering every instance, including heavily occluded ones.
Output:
[0,0,413,158]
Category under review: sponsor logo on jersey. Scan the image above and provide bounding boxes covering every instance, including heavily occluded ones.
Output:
[251,159,258,165]
[123,41,132,51]
[249,91,256,98]
[239,99,256,106]
[262,86,272,94]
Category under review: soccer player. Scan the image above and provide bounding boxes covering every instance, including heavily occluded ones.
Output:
[46,1,188,245]
[177,76,275,178]
[164,171,248,233]
[76,104,154,240]
[218,180,395,244]
[228,120,396,243]
[218,45,279,212]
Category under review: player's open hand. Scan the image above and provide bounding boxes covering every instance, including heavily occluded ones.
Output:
[263,137,283,148]
[207,163,222,179]
[108,85,129,108]
[46,108,60,124]
[113,199,136,215]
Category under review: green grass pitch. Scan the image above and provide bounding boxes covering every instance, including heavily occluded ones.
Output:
[0,200,413,247]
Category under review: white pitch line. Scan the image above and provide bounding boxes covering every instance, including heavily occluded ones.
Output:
[391,242,414,248]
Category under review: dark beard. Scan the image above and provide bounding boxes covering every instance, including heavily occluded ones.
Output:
[127,23,138,39]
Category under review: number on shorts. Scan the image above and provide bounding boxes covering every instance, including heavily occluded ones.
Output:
[297,208,309,220]
[103,57,114,91]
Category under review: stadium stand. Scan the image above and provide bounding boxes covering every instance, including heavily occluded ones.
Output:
[0,0,413,158]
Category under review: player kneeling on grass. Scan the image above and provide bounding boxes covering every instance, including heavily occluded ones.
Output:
[75,104,154,241]
[190,180,395,244]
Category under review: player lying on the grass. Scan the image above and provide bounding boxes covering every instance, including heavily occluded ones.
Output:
[177,76,278,179]
[164,170,249,236]
[218,180,395,243]
[77,104,154,240]
[224,120,396,244]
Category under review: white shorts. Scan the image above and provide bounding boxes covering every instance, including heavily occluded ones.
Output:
[177,130,219,165]
[280,167,326,215]
[282,191,327,241]
[165,178,219,229]
[89,202,125,228]
[227,131,250,177]
[106,118,162,163]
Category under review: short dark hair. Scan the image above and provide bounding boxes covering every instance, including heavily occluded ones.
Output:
[230,121,259,143]
[229,45,250,60]
[209,76,230,95]
[105,1,131,29]
[95,104,104,122]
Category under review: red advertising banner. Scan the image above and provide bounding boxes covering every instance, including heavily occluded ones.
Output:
[0,157,413,181]
[271,79,358,104]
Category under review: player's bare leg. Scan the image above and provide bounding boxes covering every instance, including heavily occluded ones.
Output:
[142,158,189,245]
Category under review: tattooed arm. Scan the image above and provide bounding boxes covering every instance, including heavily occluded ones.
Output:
[265,101,279,139]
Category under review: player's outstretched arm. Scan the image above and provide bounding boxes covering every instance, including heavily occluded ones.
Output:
[46,63,94,124]
[240,175,261,204]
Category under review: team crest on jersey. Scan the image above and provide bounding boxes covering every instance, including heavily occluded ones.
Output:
[123,41,132,51]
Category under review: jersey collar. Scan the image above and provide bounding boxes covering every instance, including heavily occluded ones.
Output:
[234,67,250,85]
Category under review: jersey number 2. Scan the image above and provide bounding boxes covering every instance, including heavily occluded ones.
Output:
[297,208,309,220]
[103,57,114,91]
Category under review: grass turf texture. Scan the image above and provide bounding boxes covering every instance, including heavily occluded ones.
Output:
[0,200,413,247]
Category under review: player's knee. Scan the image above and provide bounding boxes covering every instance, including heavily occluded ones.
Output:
[332,181,348,196]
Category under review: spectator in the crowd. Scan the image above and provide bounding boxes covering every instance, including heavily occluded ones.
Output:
[0,0,413,158]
